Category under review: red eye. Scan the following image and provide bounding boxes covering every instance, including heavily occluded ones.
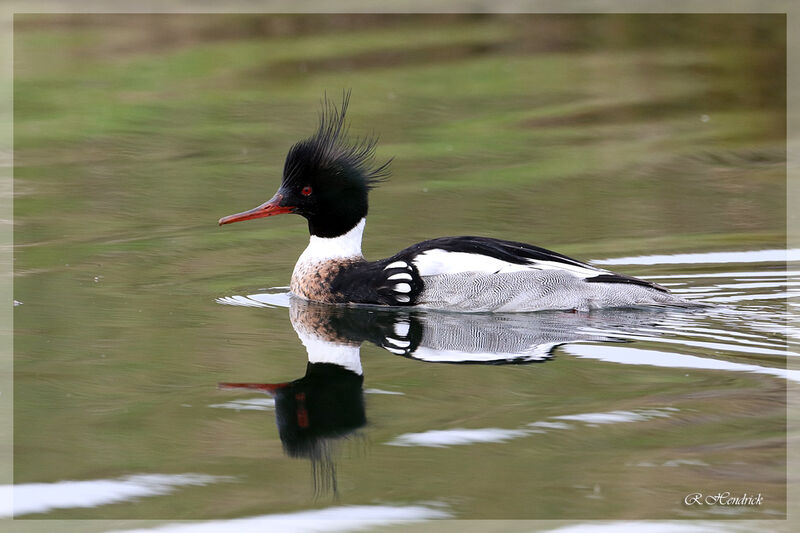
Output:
[301,186,313,196]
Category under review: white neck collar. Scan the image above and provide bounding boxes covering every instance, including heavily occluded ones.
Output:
[295,330,363,375]
[295,218,365,266]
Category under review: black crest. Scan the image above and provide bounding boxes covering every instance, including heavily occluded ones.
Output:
[283,90,392,189]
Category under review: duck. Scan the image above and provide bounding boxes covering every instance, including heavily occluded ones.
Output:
[219,93,690,312]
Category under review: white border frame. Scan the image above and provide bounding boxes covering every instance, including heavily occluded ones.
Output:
[1,2,795,532]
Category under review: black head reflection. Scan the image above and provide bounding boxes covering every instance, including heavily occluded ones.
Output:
[272,363,365,460]
[220,361,365,495]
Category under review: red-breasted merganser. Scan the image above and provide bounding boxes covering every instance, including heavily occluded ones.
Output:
[219,93,690,312]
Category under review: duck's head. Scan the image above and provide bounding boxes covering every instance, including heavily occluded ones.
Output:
[218,92,391,238]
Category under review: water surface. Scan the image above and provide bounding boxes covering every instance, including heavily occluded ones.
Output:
[12,13,787,524]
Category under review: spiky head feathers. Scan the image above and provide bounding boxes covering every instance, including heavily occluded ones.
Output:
[278,91,392,238]
[283,91,391,191]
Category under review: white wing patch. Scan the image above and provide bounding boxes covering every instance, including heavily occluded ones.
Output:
[412,249,605,279]
[394,283,412,293]
[382,260,418,303]
[385,261,408,270]
[393,320,411,337]
[383,319,412,354]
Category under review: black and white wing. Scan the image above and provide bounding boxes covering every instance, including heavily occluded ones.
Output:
[328,257,425,306]
[330,236,666,307]
[395,236,667,292]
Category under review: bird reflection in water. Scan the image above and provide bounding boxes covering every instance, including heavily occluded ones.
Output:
[221,361,364,495]
[219,296,676,494]
[220,300,370,495]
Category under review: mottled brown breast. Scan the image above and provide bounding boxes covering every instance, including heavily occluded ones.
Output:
[291,258,363,303]
[289,299,362,346]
